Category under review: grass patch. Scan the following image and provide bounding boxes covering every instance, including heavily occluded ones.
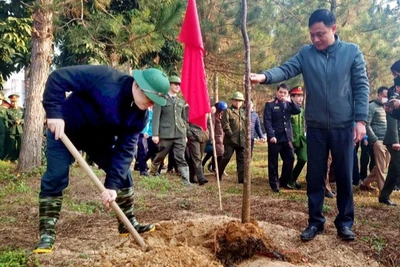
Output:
[137,176,173,194]
[64,198,102,214]
[225,187,242,195]
[0,247,39,267]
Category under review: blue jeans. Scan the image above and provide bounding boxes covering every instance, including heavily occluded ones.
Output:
[306,126,354,229]
[40,130,133,197]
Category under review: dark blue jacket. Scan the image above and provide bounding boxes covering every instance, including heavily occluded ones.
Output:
[43,65,148,190]
[263,98,301,143]
[251,111,264,139]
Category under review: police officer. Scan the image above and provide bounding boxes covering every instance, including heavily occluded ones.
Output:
[218,92,246,184]
[150,75,192,186]
[6,94,24,161]
[264,83,301,192]
[289,86,306,189]
[186,121,209,185]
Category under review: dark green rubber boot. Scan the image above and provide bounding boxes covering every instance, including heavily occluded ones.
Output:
[33,197,62,253]
[116,187,155,237]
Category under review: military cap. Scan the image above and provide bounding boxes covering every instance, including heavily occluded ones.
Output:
[289,86,304,96]
[132,68,170,106]
[231,92,245,101]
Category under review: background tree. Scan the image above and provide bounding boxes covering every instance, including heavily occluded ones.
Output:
[18,0,54,171]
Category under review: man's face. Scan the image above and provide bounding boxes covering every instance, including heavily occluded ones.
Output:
[291,94,304,105]
[309,22,336,51]
[133,82,154,110]
[169,83,181,94]
[392,70,400,78]
[232,99,243,108]
[276,87,288,101]
[10,101,17,108]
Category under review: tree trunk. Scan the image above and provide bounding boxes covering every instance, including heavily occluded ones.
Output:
[330,0,337,13]
[240,0,252,224]
[212,72,218,104]
[18,0,53,172]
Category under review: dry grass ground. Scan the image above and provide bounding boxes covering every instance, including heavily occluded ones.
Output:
[0,142,399,266]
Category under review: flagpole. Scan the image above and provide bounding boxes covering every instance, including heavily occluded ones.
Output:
[208,112,223,210]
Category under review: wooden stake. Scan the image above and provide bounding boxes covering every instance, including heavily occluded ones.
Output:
[208,113,223,210]
[60,135,146,249]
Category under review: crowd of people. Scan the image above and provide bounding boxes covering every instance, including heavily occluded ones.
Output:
[15,7,398,255]
[0,92,24,162]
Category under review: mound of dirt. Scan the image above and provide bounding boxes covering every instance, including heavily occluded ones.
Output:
[79,214,379,267]
[215,220,304,266]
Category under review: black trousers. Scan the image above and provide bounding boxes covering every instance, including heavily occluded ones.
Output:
[267,142,294,190]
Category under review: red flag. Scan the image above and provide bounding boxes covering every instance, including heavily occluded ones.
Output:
[178,0,210,131]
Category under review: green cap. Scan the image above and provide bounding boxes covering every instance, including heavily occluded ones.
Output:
[169,75,181,84]
[231,92,245,101]
[132,68,170,106]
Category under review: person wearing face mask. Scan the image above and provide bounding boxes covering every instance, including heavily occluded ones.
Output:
[359,86,389,193]
[264,83,301,192]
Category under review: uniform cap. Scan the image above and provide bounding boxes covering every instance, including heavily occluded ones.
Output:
[132,68,170,106]
[8,94,20,101]
[289,86,304,96]
[231,92,245,101]
[168,76,181,84]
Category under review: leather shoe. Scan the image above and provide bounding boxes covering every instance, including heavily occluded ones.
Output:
[360,183,378,191]
[325,191,335,198]
[379,198,398,206]
[272,188,280,193]
[198,178,208,186]
[337,226,355,241]
[281,184,294,190]
[300,225,324,241]
[294,182,301,189]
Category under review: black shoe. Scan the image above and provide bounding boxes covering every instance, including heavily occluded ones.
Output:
[378,198,398,206]
[272,188,280,193]
[198,178,208,186]
[294,182,301,189]
[337,226,355,241]
[281,184,294,190]
[300,225,324,241]
[325,191,335,198]
[140,171,149,176]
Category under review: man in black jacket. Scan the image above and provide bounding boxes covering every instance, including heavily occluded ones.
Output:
[264,83,301,192]
[34,65,170,253]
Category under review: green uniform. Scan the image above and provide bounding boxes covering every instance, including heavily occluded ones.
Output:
[218,105,246,183]
[0,105,7,159]
[6,107,24,161]
[151,95,191,184]
[290,108,307,184]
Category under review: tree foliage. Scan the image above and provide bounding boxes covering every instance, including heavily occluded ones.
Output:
[53,0,185,70]
[0,0,33,88]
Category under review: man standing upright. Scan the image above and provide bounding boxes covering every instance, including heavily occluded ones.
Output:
[6,94,24,161]
[218,92,246,184]
[289,86,307,189]
[249,9,369,241]
[360,86,389,192]
[264,84,300,192]
[150,76,192,186]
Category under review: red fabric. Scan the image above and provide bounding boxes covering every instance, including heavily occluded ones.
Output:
[178,0,210,131]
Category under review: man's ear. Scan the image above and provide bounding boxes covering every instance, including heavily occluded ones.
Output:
[331,24,337,34]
